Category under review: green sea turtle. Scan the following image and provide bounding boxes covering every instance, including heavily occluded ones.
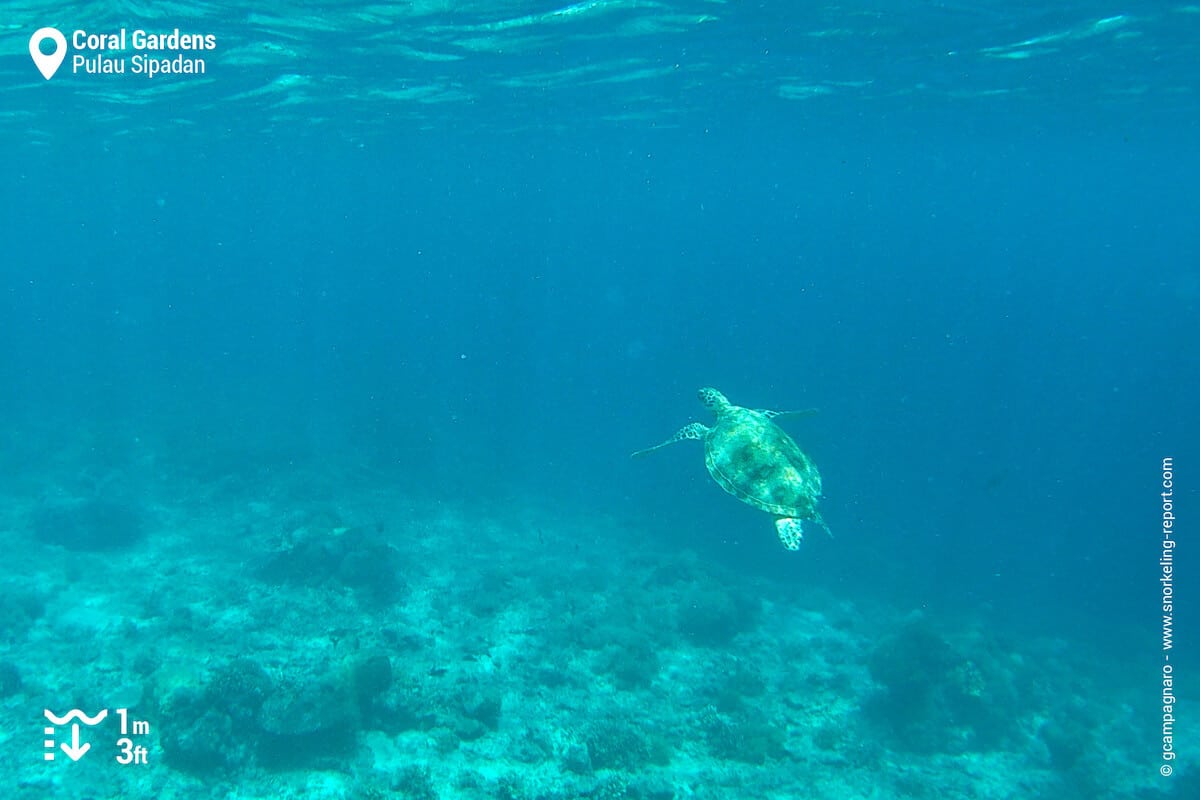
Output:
[633,387,830,550]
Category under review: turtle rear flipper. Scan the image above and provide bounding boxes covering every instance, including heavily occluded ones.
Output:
[775,518,805,550]
[775,515,832,548]
[632,422,710,457]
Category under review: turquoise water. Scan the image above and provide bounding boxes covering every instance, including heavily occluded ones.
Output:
[1,2,1197,798]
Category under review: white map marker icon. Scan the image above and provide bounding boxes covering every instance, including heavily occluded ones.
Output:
[29,27,67,80]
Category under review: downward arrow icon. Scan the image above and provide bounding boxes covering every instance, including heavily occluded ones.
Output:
[60,724,90,761]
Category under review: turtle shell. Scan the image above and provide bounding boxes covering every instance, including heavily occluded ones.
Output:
[703,407,823,518]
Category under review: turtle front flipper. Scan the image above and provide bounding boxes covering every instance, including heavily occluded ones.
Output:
[759,408,819,420]
[632,423,710,457]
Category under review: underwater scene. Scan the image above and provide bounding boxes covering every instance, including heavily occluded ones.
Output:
[1,1,1197,798]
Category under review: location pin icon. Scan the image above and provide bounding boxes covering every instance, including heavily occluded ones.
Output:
[29,27,67,80]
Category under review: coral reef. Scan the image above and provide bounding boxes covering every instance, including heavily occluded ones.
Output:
[0,486,1170,800]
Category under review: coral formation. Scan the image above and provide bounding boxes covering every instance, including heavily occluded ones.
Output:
[865,619,1018,753]
[30,496,144,550]
[257,522,406,604]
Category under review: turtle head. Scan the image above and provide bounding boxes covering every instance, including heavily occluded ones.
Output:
[698,387,731,413]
